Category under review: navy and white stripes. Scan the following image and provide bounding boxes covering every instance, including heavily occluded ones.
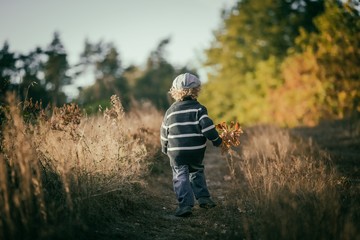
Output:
[160,99,222,166]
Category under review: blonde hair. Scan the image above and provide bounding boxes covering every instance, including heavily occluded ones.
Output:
[169,86,201,101]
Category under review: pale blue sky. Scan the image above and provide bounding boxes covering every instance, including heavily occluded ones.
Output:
[0,0,235,96]
[0,0,234,66]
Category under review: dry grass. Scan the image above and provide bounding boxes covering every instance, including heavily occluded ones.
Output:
[0,94,162,240]
[223,125,360,239]
[1,92,359,240]
[0,94,46,240]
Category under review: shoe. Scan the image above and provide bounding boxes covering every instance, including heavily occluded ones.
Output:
[198,197,216,209]
[175,206,192,217]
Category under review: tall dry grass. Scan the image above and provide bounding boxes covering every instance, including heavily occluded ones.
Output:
[224,125,359,240]
[0,94,162,240]
[0,94,47,240]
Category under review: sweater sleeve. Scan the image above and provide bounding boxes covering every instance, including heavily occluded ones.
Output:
[160,114,169,154]
[198,106,222,147]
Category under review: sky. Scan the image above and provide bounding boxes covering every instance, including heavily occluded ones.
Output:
[0,0,235,96]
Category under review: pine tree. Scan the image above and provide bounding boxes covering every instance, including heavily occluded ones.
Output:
[0,42,16,103]
[77,40,130,111]
[134,38,185,110]
[44,32,71,106]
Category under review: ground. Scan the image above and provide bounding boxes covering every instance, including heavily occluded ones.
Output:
[90,143,244,240]
[89,121,360,240]
[292,119,360,181]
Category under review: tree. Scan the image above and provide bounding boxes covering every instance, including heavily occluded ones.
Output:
[0,42,16,103]
[18,48,51,106]
[133,38,196,110]
[44,32,71,106]
[0,42,51,106]
[261,1,360,126]
[205,0,324,76]
[295,1,360,119]
[77,40,130,112]
[268,49,326,126]
[133,38,174,110]
[201,0,325,125]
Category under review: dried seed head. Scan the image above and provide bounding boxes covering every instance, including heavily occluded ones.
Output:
[216,121,244,154]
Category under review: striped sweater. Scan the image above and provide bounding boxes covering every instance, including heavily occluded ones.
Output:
[160,98,222,166]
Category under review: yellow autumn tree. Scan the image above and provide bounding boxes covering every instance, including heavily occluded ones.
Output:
[295,1,360,119]
[201,0,325,125]
[268,50,326,126]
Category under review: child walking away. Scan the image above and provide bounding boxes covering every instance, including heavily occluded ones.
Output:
[160,73,222,217]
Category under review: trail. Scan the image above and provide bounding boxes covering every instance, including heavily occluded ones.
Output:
[95,144,244,240]
[91,121,360,240]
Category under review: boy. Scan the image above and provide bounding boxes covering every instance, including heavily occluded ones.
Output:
[160,73,222,217]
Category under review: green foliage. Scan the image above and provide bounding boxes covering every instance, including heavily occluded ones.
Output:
[295,1,360,119]
[0,42,16,104]
[18,48,52,106]
[82,99,111,115]
[44,32,71,106]
[134,64,174,110]
[133,38,174,110]
[133,38,197,111]
[200,56,281,123]
[1,33,71,107]
[202,0,325,125]
[2,34,196,114]
[202,0,359,126]
[205,0,324,74]
[77,40,130,110]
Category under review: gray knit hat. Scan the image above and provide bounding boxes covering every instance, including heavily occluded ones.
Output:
[171,73,201,90]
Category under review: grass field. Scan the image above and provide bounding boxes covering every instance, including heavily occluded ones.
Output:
[226,124,360,239]
[1,94,359,240]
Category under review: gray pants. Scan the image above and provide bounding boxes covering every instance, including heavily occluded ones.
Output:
[172,164,211,208]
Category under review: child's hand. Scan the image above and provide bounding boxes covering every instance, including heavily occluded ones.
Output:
[212,136,223,147]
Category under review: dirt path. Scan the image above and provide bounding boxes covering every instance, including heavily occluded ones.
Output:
[87,121,360,240]
[95,144,244,240]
